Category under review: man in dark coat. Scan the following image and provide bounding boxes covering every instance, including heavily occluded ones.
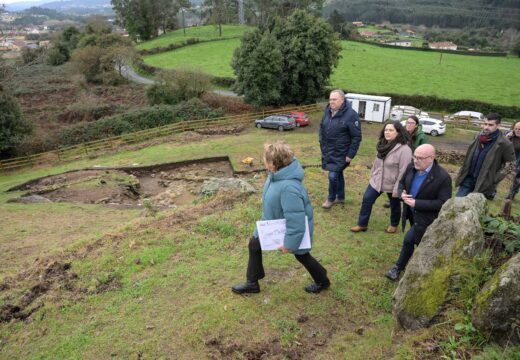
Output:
[385,144,452,281]
[319,89,362,209]
[455,113,515,199]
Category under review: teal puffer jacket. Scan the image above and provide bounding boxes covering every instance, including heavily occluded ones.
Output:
[253,158,314,255]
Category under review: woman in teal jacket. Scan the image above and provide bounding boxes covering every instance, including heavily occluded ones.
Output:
[232,141,330,294]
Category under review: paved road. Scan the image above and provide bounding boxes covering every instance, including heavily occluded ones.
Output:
[120,65,154,85]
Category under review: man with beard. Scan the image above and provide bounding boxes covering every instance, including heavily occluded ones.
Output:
[455,113,515,199]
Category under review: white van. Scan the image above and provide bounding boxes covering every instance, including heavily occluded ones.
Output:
[446,111,485,123]
[390,105,429,121]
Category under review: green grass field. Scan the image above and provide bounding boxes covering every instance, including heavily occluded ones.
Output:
[143,38,241,77]
[136,25,250,50]
[143,36,520,106]
[0,120,518,358]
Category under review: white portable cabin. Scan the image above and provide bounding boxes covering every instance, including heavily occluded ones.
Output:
[345,93,391,123]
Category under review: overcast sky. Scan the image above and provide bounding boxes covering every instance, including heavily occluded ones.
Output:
[2,1,44,4]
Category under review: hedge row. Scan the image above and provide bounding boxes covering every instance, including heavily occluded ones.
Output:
[138,36,240,56]
[384,93,520,118]
[56,98,224,147]
[211,76,235,87]
[351,39,508,57]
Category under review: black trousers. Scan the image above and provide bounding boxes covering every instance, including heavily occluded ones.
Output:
[395,224,426,271]
[246,237,329,284]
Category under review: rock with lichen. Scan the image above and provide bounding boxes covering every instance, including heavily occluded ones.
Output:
[393,193,487,330]
[472,253,520,345]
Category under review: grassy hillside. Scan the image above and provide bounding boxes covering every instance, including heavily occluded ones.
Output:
[143,38,241,77]
[136,25,249,50]
[0,121,518,358]
[142,38,520,107]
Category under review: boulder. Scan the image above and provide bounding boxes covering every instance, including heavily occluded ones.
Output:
[472,253,520,345]
[200,178,256,195]
[393,193,487,330]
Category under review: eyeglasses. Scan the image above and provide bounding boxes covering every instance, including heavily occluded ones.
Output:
[413,155,432,161]
[405,121,416,125]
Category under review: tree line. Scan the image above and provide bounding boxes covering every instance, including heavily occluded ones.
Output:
[110,0,324,41]
[324,0,520,30]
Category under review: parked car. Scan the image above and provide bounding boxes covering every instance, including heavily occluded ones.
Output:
[390,105,429,121]
[445,111,484,124]
[290,111,310,127]
[401,117,446,136]
[255,115,296,131]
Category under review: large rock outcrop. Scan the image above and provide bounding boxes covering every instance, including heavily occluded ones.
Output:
[393,194,487,330]
[200,177,256,195]
[472,253,520,345]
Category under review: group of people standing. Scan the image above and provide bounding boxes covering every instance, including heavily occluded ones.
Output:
[232,89,518,295]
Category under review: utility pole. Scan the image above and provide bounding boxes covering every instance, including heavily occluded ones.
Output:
[182,7,186,36]
[238,0,244,25]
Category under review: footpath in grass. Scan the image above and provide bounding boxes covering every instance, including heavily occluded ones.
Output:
[143,36,520,106]
[0,124,518,358]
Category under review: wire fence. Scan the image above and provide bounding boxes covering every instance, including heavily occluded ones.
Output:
[0,104,322,172]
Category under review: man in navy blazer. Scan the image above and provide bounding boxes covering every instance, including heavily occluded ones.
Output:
[385,144,452,281]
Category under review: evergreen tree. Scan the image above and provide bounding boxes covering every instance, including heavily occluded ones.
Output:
[0,86,33,158]
[233,10,340,105]
[232,30,282,106]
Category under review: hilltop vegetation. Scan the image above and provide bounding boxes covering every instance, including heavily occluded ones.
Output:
[141,30,520,107]
[324,0,520,30]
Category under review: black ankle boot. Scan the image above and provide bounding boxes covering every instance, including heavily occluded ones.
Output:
[232,281,260,294]
[304,279,330,293]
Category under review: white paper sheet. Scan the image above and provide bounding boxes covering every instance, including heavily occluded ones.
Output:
[256,216,311,251]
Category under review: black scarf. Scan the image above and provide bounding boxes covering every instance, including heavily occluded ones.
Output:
[376,139,398,160]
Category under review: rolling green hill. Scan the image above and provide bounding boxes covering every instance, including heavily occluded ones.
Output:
[142,38,520,107]
[136,25,250,50]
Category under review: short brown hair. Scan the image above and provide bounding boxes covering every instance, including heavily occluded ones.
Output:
[263,140,294,171]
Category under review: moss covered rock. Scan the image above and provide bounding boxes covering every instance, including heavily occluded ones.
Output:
[472,253,520,345]
[393,194,487,330]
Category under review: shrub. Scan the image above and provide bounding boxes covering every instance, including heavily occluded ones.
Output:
[56,99,223,146]
[57,103,120,123]
[201,92,255,114]
[0,89,33,158]
[211,76,236,87]
[146,69,211,105]
[146,83,182,105]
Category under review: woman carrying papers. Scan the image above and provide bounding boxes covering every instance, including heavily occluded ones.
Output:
[232,141,330,295]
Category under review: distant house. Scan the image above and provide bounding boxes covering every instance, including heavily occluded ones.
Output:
[359,30,376,37]
[352,21,364,27]
[385,40,412,47]
[429,41,457,51]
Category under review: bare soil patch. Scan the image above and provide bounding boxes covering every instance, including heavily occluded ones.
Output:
[8,157,238,209]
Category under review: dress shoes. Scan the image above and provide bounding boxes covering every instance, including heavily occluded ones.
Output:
[231,281,260,294]
[385,225,398,233]
[350,225,368,232]
[385,266,401,281]
[322,199,334,209]
[304,280,330,294]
